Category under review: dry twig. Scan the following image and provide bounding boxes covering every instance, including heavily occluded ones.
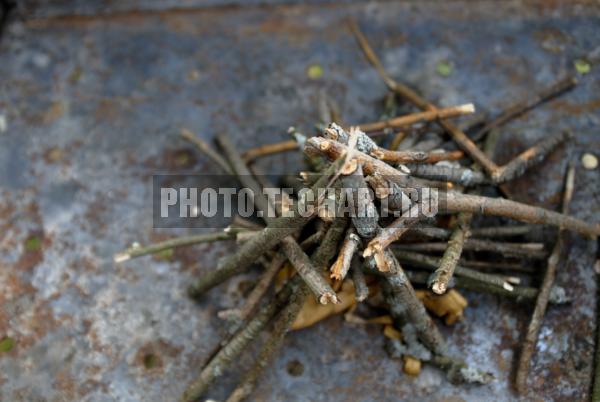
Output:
[180,128,233,174]
[358,103,475,133]
[242,139,299,162]
[515,164,575,393]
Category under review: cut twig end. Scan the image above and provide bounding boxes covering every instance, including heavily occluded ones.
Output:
[370,148,385,160]
[363,241,381,258]
[319,140,331,151]
[373,250,391,272]
[458,103,476,114]
[341,158,359,175]
[179,127,195,140]
[113,252,131,263]
[319,293,340,305]
[431,281,447,295]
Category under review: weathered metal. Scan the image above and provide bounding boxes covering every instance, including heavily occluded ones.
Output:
[0,1,598,401]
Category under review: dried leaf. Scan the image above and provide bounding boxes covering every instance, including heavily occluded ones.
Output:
[416,289,468,325]
[403,356,422,376]
[292,280,356,330]
[436,60,453,77]
[383,324,402,340]
[275,262,295,289]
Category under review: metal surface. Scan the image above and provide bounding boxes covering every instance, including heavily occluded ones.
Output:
[1,1,599,401]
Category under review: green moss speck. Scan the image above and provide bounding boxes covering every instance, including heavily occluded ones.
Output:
[0,337,15,353]
[156,248,174,260]
[436,60,453,77]
[174,152,190,166]
[307,64,323,79]
[574,59,591,74]
[143,353,158,369]
[25,236,41,252]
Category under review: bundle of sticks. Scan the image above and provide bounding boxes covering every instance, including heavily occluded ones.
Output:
[115,22,599,401]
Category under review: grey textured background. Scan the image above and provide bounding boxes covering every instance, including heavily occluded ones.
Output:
[0,1,599,401]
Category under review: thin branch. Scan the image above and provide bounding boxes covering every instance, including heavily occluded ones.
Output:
[231,216,265,231]
[405,163,490,187]
[312,219,347,273]
[241,139,299,163]
[395,240,547,259]
[365,173,412,213]
[349,20,574,185]
[515,164,575,393]
[188,158,344,298]
[330,227,361,281]
[428,213,472,294]
[389,131,408,150]
[358,103,475,133]
[427,125,498,294]
[342,162,380,238]
[394,250,513,291]
[225,284,309,402]
[459,260,534,274]
[372,149,464,164]
[324,122,378,154]
[442,191,599,238]
[306,136,445,190]
[470,225,534,238]
[363,202,427,259]
[375,251,448,355]
[404,268,569,305]
[219,133,338,305]
[351,255,369,302]
[219,254,286,325]
[281,236,339,304]
[493,130,572,183]
[180,128,233,174]
[405,225,534,241]
[216,134,275,220]
[470,76,577,142]
[348,20,500,176]
[113,231,239,262]
[182,276,301,402]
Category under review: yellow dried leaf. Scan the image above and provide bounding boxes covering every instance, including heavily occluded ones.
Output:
[383,324,402,340]
[403,356,422,376]
[292,280,356,330]
[416,289,468,325]
[275,263,295,289]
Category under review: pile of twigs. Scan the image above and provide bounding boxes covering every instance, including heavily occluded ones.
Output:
[115,22,598,401]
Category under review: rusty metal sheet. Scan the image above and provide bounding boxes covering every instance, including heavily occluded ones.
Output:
[0,1,599,401]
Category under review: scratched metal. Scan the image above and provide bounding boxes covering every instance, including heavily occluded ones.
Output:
[0,1,599,401]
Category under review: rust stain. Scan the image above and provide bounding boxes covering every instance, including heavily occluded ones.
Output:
[54,368,77,400]
[143,147,198,172]
[42,146,66,164]
[551,98,600,115]
[93,99,121,122]
[532,27,572,53]
[0,197,18,247]
[0,271,60,352]
[82,192,115,237]
[43,101,66,124]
